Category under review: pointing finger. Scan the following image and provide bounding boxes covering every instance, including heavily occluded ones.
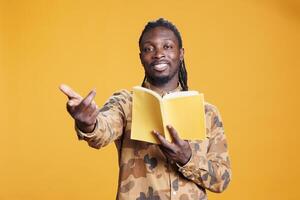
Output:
[59,84,82,100]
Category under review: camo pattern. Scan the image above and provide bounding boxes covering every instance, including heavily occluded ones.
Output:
[75,84,231,200]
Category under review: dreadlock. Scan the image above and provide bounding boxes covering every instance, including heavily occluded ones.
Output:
[139,18,188,91]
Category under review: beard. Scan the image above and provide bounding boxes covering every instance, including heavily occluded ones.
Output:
[147,75,172,86]
[145,67,179,87]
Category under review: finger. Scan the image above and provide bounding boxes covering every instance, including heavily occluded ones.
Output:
[78,89,96,110]
[167,125,182,144]
[59,84,82,99]
[152,130,173,149]
[67,98,81,107]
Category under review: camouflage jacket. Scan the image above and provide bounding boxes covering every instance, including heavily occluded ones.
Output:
[75,83,231,200]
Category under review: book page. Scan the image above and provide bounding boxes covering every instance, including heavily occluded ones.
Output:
[162,94,206,142]
[132,86,162,100]
[163,90,199,99]
[131,88,164,144]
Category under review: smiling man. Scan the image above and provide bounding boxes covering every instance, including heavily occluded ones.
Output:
[60,18,231,200]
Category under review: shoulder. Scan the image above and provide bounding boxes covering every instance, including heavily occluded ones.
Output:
[204,101,224,133]
[100,89,132,115]
[102,89,132,109]
[204,101,220,115]
[111,89,132,98]
[108,89,132,102]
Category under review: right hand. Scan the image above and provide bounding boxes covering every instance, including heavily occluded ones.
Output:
[59,84,100,133]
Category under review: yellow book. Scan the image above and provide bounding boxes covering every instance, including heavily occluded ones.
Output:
[131,86,206,144]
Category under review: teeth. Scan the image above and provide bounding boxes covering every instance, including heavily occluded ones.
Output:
[153,63,168,71]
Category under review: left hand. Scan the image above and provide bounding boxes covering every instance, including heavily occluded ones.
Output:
[153,125,192,166]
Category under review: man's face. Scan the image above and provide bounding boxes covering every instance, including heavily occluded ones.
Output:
[139,26,184,86]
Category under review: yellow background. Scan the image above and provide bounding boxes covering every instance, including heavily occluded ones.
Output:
[1,0,299,199]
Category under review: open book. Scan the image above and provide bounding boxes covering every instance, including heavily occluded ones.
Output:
[131,86,206,144]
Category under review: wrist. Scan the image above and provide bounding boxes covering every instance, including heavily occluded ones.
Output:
[179,153,192,166]
[75,120,97,133]
[177,143,192,166]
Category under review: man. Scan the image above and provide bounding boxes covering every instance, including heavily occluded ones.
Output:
[60,18,231,200]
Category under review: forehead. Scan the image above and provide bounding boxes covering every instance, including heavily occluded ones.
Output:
[140,26,178,45]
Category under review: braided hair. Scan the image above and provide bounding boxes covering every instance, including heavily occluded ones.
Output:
[139,18,188,91]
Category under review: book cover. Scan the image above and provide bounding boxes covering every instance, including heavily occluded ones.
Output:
[131,86,206,144]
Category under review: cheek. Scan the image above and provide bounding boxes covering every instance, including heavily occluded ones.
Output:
[168,50,180,59]
[169,52,181,65]
[140,54,151,65]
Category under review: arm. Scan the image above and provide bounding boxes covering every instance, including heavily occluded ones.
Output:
[153,103,231,193]
[75,90,132,149]
[177,104,231,193]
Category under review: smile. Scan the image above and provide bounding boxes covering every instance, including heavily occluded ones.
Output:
[153,63,168,72]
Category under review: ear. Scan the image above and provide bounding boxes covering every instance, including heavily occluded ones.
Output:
[180,48,185,61]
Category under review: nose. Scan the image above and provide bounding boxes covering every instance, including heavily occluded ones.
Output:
[153,48,165,59]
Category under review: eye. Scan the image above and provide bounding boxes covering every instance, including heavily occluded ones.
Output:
[164,44,173,49]
[143,46,154,53]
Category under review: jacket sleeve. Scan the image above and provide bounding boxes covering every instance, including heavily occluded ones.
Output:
[75,89,132,149]
[177,103,231,193]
